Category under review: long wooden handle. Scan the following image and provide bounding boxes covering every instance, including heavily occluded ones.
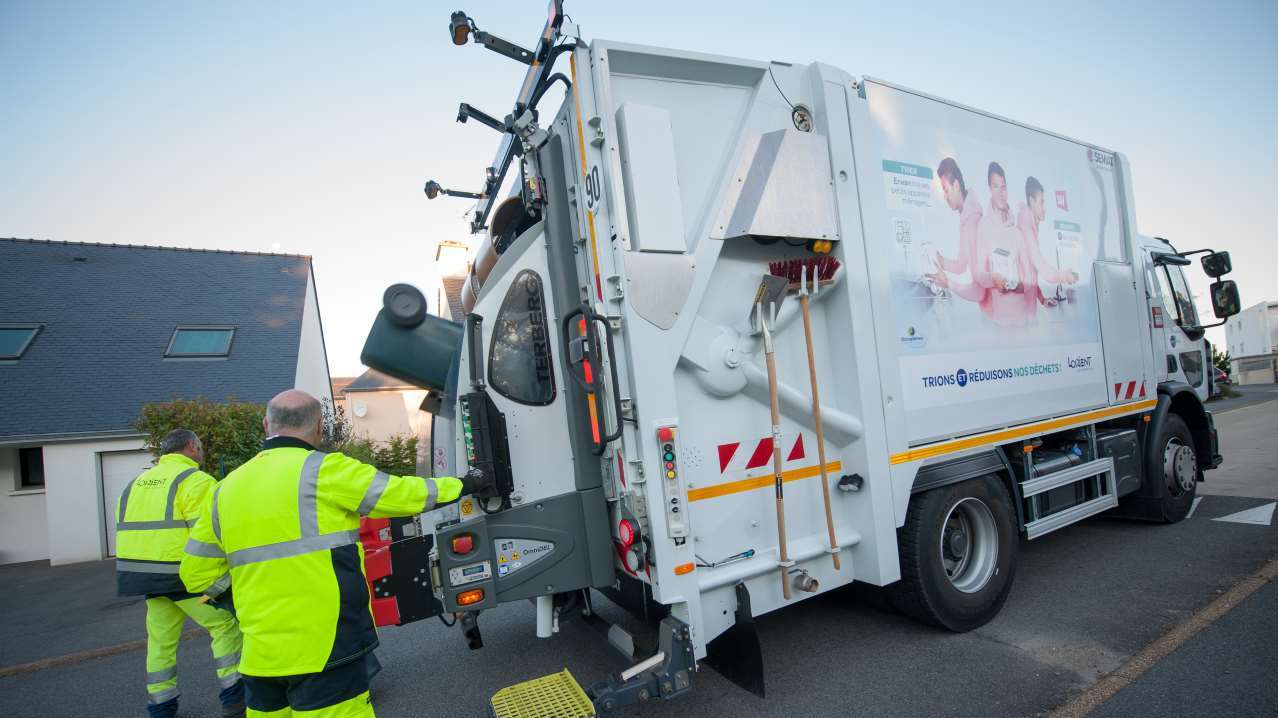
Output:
[801,295,841,570]
[764,349,792,600]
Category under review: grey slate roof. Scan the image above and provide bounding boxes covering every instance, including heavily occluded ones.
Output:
[0,238,313,442]
[344,368,415,393]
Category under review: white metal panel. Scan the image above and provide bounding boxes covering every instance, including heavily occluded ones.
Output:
[1095,261,1147,404]
[615,102,686,253]
[100,450,154,556]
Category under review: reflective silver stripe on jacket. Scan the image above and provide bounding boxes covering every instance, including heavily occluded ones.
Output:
[423,477,440,512]
[226,529,360,568]
[218,671,242,688]
[185,538,225,558]
[117,519,188,531]
[116,559,180,574]
[357,471,390,515]
[164,468,197,521]
[147,666,177,683]
[210,485,222,541]
[204,572,231,599]
[298,451,327,537]
[117,467,199,531]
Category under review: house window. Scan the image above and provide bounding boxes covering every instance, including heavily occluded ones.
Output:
[0,324,40,359]
[18,447,45,488]
[166,327,235,357]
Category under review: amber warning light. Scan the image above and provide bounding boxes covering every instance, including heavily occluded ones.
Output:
[457,588,485,606]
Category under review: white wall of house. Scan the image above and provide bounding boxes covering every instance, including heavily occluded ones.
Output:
[1225,301,1274,360]
[295,268,335,405]
[0,447,50,564]
[347,389,432,469]
[347,389,431,442]
[1226,301,1278,385]
[42,437,147,566]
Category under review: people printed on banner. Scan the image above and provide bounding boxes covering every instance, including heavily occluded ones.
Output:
[927,157,1078,329]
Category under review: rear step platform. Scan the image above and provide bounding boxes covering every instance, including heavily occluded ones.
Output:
[489,669,596,718]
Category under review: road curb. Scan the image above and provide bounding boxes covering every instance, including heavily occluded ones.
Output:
[0,628,207,679]
[1046,558,1278,718]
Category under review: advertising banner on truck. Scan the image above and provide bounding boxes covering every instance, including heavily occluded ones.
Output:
[863,82,1124,443]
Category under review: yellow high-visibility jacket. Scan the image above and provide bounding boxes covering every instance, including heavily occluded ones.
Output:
[180,436,462,677]
[116,453,218,596]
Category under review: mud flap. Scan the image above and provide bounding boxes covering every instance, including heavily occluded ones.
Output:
[705,582,765,698]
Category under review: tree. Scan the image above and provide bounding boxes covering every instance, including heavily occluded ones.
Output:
[1212,346,1232,377]
[135,398,266,478]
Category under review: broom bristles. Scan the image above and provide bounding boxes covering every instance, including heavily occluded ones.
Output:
[767,256,842,284]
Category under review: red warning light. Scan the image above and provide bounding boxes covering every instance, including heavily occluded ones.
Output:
[658,427,674,442]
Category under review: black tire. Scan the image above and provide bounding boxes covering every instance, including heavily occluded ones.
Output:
[887,475,1018,632]
[1154,413,1199,523]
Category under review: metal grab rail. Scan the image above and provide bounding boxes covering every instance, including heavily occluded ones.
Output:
[561,303,624,455]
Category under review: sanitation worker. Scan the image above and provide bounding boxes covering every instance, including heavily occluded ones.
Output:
[180,389,489,717]
[115,428,245,718]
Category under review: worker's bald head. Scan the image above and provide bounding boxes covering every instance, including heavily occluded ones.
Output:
[265,389,324,445]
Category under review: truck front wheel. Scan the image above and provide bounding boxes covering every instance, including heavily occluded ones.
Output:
[1153,413,1199,523]
[888,476,1018,632]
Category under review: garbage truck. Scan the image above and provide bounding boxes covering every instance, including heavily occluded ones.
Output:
[357,3,1244,714]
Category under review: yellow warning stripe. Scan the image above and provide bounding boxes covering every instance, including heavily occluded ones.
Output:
[569,52,603,300]
[569,53,588,174]
[888,399,1157,465]
[687,461,843,503]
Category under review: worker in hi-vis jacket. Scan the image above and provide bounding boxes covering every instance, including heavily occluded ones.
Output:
[115,428,245,718]
[181,389,489,717]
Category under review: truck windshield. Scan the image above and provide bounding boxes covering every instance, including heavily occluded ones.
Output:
[1160,266,1199,327]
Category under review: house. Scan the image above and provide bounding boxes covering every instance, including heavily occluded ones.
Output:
[330,375,357,415]
[1224,300,1278,385]
[341,369,431,467]
[432,239,470,322]
[0,238,333,566]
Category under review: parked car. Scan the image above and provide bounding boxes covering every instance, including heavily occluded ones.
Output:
[1215,367,1232,385]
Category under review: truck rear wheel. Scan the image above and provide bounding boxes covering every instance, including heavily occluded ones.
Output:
[888,475,1018,632]
[1153,413,1198,523]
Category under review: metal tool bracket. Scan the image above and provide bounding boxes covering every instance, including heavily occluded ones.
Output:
[587,617,695,712]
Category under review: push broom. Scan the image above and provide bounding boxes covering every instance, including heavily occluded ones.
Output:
[768,256,843,571]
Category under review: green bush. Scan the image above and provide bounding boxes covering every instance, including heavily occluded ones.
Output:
[332,434,419,476]
[135,398,266,478]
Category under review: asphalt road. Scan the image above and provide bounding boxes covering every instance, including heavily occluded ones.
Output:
[1,393,1275,718]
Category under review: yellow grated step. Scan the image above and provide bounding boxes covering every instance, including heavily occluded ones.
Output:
[489,668,595,718]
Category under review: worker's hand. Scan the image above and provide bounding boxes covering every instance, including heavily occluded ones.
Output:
[992,273,1007,290]
[460,467,495,497]
[925,270,949,288]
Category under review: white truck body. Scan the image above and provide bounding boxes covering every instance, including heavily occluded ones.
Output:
[363,7,1235,711]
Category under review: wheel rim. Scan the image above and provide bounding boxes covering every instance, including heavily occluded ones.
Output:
[940,497,999,594]
[1163,438,1197,496]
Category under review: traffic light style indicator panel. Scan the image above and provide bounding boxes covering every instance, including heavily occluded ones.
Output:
[657,424,688,539]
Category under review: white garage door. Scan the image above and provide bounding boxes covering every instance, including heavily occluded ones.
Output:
[100,450,155,556]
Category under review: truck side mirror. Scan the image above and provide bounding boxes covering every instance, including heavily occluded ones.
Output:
[1201,251,1232,278]
[1209,280,1240,319]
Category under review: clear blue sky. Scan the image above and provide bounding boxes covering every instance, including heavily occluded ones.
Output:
[3,0,1276,374]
